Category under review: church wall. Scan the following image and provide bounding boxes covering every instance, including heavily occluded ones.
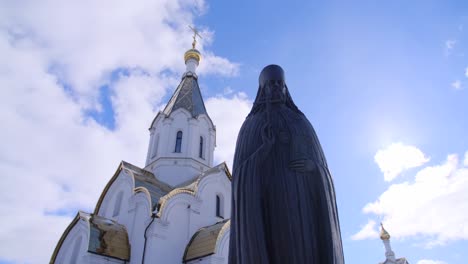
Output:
[146,109,215,186]
[146,171,230,264]
[96,170,134,229]
[162,110,191,158]
[54,220,89,264]
[194,171,231,224]
[81,254,125,264]
[146,130,156,165]
[217,229,230,263]
[148,201,192,263]
[146,113,164,165]
[150,159,204,186]
[94,169,155,264]
[128,192,151,264]
[202,115,216,166]
[189,115,215,166]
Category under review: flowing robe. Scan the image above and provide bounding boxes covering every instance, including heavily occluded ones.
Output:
[228,91,344,264]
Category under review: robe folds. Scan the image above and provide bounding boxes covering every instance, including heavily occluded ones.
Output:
[228,66,344,264]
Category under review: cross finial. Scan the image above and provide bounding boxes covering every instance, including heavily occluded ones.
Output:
[189,25,202,49]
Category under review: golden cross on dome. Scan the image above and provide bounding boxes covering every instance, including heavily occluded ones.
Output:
[189,25,202,49]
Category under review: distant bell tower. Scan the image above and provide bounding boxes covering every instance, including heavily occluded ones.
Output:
[145,27,216,186]
[379,224,409,264]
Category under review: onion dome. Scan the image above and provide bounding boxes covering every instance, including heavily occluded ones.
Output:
[184,48,201,64]
[184,26,202,73]
[380,223,391,240]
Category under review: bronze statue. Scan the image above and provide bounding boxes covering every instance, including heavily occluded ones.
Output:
[228,65,344,264]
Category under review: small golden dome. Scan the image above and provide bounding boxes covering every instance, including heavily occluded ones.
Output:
[184,49,201,64]
[380,223,391,240]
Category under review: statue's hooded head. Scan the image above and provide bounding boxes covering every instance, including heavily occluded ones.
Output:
[259,64,285,87]
[249,64,300,116]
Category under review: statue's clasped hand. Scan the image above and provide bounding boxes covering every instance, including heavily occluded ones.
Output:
[289,159,317,173]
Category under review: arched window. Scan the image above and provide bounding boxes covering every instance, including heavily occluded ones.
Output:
[151,134,159,158]
[112,191,123,217]
[175,131,182,153]
[216,194,223,218]
[70,236,82,264]
[199,136,204,159]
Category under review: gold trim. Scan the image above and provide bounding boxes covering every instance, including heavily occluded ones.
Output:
[183,220,230,262]
[157,163,231,218]
[216,220,231,245]
[184,49,201,63]
[94,161,171,215]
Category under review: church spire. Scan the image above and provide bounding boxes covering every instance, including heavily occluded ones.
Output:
[162,27,208,118]
[184,26,202,74]
[145,26,216,186]
[380,223,391,240]
[380,223,396,262]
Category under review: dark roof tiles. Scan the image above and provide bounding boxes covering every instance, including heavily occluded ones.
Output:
[163,75,208,118]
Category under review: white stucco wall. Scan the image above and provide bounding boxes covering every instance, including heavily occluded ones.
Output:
[145,108,216,186]
[96,170,134,229]
[145,169,231,263]
[54,219,88,263]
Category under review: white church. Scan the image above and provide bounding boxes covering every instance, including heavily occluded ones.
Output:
[51,41,232,263]
[50,36,409,264]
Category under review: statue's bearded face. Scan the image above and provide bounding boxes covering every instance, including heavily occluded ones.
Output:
[268,79,285,90]
[259,65,287,102]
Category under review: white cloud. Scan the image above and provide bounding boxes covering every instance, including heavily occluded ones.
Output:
[0,0,238,107]
[351,220,379,240]
[451,80,462,90]
[206,93,252,169]
[417,260,447,264]
[445,39,456,55]
[374,143,429,182]
[357,152,468,246]
[0,0,240,263]
[223,86,234,95]
[446,40,456,49]
[199,51,240,77]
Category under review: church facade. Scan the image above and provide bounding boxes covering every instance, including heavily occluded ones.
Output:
[51,43,232,264]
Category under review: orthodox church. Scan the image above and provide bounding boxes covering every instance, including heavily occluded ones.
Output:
[51,38,232,263]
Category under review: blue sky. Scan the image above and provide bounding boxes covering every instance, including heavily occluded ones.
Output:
[197,1,468,263]
[1,0,467,263]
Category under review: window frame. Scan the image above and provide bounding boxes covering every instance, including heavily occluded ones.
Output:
[174,131,183,153]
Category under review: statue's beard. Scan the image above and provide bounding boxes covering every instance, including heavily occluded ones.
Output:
[257,84,286,104]
[248,83,302,117]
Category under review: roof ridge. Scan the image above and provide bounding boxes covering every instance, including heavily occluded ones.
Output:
[162,75,208,118]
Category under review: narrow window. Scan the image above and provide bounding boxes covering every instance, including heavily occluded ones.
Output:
[113,191,123,217]
[175,131,182,153]
[70,236,82,264]
[199,136,204,159]
[216,194,223,218]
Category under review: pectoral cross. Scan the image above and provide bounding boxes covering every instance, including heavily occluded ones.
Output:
[189,25,202,49]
